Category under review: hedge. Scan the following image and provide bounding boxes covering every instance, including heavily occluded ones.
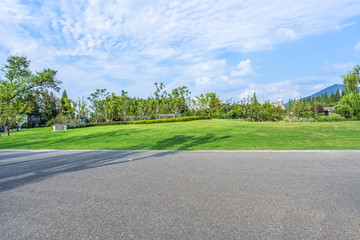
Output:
[86,116,211,127]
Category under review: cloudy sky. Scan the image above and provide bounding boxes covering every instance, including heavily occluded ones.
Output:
[1,0,360,102]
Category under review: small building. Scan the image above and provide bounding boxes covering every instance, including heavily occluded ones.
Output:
[324,105,340,116]
[274,97,285,110]
[27,113,41,126]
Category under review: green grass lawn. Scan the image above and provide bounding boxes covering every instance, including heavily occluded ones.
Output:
[1,119,360,150]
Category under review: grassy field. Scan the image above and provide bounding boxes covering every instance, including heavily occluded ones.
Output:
[1,119,360,150]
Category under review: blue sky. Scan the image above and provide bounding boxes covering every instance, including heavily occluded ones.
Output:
[1,0,360,102]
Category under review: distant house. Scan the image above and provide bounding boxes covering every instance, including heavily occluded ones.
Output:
[26,113,42,126]
[324,105,340,116]
[273,98,285,110]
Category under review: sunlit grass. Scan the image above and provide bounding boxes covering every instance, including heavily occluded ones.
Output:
[1,119,360,150]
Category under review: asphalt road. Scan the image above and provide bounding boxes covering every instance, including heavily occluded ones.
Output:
[1,150,360,239]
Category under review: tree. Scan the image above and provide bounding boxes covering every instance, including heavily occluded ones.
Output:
[335,89,342,102]
[0,55,60,136]
[338,65,360,118]
[342,65,360,95]
[88,89,109,123]
[60,90,69,113]
[207,93,220,117]
[323,92,329,104]
[154,82,166,117]
[338,93,360,118]
[209,94,221,118]
[191,98,199,116]
[0,98,26,136]
[58,97,76,118]
[222,98,233,119]
[196,94,208,116]
[170,86,190,117]
[294,100,304,119]
[117,90,130,120]
[145,97,154,118]
[105,93,118,122]
[42,90,59,122]
[329,92,336,104]
[249,93,261,121]
[76,97,89,120]
[137,98,146,118]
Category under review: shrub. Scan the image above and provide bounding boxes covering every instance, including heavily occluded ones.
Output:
[20,123,32,129]
[86,116,211,127]
[45,119,55,127]
[316,116,343,122]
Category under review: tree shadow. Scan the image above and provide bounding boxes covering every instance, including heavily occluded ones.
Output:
[0,150,173,193]
[5,129,149,149]
[0,133,232,192]
[128,134,232,150]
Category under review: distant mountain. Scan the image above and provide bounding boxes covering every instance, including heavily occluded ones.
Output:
[308,84,344,99]
[284,84,360,106]
[284,84,344,107]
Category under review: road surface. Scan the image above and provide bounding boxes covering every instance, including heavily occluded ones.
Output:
[1,150,360,239]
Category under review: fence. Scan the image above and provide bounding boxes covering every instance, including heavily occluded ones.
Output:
[157,114,182,119]
[54,119,86,126]
[124,115,152,121]
[123,114,182,121]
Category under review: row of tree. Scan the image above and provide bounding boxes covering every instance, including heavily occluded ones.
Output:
[1,55,360,136]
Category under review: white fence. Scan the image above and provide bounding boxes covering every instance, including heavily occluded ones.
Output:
[158,114,181,119]
[54,119,86,127]
[124,115,152,121]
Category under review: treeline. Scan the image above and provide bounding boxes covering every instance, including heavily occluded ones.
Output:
[1,55,360,136]
[24,80,354,126]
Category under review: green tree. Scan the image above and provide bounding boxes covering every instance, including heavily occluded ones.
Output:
[342,65,360,95]
[60,90,68,113]
[249,93,261,121]
[191,98,199,116]
[117,90,130,120]
[42,90,59,122]
[137,98,146,118]
[170,86,190,117]
[106,93,118,121]
[0,55,60,136]
[324,92,329,104]
[335,89,342,102]
[145,97,154,118]
[338,65,360,117]
[196,93,211,116]
[59,97,76,118]
[222,98,233,120]
[76,97,89,120]
[338,93,360,118]
[88,89,109,123]
[154,82,166,117]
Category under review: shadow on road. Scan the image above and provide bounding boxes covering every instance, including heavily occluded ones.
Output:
[0,150,175,193]
[0,133,231,192]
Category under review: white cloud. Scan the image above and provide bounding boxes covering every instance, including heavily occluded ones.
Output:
[0,0,359,100]
[355,41,360,50]
[236,75,340,103]
[230,59,254,77]
[196,77,211,86]
[323,61,355,72]
[275,28,297,41]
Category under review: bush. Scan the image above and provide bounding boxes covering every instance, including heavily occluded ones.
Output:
[86,116,211,127]
[45,119,55,127]
[20,123,32,128]
[316,115,343,122]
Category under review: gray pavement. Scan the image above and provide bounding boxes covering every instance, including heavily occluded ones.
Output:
[0,150,360,239]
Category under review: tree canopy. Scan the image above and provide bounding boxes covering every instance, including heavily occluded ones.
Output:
[0,55,61,135]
